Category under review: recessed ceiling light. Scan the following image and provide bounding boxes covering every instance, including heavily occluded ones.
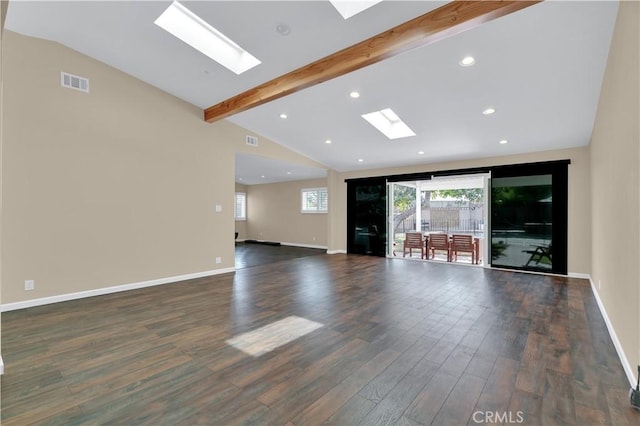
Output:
[330,0,383,19]
[238,177,243,181]
[325,139,332,144]
[499,139,509,145]
[459,56,475,67]
[280,113,288,119]
[418,151,425,155]
[357,158,364,163]
[261,175,266,178]
[350,91,360,98]
[362,108,416,140]
[287,171,292,175]
[275,23,291,36]
[155,1,261,75]
[482,108,496,115]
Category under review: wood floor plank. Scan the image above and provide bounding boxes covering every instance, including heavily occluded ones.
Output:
[464,352,497,380]
[404,369,460,425]
[290,348,404,426]
[0,384,81,425]
[508,390,544,425]
[439,344,476,378]
[257,337,370,406]
[473,356,520,415]
[252,377,336,424]
[358,373,428,426]
[1,247,637,425]
[394,415,425,426]
[323,395,376,425]
[430,373,485,425]
[215,399,271,426]
[358,335,434,403]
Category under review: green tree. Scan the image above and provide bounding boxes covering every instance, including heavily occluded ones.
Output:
[393,185,416,233]
[393,185,414,212]
[433,188,483,204]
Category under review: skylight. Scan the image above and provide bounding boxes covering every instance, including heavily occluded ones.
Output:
[155,1,261,75]
[362,108,416,140]
[330,0,383,19]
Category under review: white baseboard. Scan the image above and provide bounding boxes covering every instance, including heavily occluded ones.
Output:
[0,267,236,312]
[587,276,636,388]
[326,249,347,254]
[568,272,591,279]
[280,242,328,250]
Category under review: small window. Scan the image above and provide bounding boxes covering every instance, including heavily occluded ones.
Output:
[301,187,328,213]
[235,192,246,220]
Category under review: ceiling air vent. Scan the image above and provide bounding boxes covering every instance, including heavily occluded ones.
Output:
[246,135,259,147]
[61,72,89,93]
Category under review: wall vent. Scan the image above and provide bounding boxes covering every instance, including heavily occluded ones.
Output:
[246,135,259,147]
[61,72,89,93]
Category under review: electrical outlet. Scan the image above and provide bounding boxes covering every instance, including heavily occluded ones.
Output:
[215,204,222,213]
[215,257,222,264]
[25,280,35,291]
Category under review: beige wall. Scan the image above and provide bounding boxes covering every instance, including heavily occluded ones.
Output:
[328,147,591,275]
[1,31,330,306]
[1,1,6,31]
[234,182,247,240]
[2,31,233,304]
[1,0,6,372]
[246,178,328,247]
[590,1,640,378]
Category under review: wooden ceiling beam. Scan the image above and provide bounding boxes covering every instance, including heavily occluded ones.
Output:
[204,0,541,123]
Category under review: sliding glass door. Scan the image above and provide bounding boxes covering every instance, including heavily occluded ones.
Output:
[346,178,387,256]
[345,160,568,274]
[490,162,568,274]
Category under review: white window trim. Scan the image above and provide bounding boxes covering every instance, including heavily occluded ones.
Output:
[301,187,328,214]
[235,192,246,221]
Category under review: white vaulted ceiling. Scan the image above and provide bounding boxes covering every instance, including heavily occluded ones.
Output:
[5,1,619,183]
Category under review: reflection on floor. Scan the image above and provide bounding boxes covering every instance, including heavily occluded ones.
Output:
[226,316,324,357]
[235,242,327,269]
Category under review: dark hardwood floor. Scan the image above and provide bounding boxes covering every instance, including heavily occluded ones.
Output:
[235,242,326,269]
[2,252,638,425]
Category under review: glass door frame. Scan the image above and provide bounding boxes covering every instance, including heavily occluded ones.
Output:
[387,173,490,264]
[347,159,569,275]
[490,161,568,275]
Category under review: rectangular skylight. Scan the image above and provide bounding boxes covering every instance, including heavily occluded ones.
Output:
[154,1,260,75]
[362,108,416,140]
[330,0,383,19]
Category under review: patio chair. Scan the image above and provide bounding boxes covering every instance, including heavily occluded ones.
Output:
[450,234,476,264]
[524,242,552,266]
[403,232,425,259]
[427,233,451,261]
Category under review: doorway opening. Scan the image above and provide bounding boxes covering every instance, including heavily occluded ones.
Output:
[389,174,489,265]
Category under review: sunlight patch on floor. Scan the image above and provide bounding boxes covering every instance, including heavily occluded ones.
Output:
[226,316,324,357]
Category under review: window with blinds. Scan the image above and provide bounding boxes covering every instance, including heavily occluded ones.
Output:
[235,192,246,220]
[301,188,328,213]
